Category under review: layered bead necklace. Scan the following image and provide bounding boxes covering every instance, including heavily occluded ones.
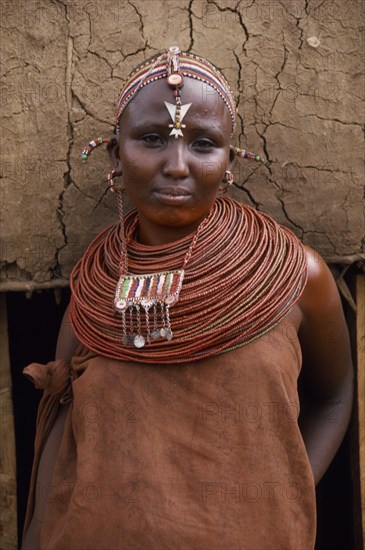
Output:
[70,196,307,364]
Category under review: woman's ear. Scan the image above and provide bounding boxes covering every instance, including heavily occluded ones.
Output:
[107,135,123,174]
[228,145,235,169]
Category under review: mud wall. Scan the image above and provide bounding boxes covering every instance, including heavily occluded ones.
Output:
[1,0,364,288]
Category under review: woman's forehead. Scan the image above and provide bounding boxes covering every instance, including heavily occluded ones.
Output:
[120,77,231,129]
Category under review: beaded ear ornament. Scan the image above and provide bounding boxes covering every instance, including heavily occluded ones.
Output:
[81,137,110,160]
[80,46,262,348]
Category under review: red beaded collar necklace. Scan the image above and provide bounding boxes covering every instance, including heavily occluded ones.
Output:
[70,197,307,364]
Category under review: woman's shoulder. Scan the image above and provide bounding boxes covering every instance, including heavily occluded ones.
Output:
[298,244,339,317]
[295,244,352,378]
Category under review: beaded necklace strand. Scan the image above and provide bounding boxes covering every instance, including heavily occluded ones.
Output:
[70,197,307,364]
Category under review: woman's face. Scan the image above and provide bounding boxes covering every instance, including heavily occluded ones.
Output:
[113,77,233,243]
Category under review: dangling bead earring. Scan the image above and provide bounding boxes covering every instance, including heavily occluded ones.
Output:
[107,170,116,192]
[219,170,234,194]
[107,170,125,194]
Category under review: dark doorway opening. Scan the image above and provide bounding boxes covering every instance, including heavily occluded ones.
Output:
[6,288,70,545]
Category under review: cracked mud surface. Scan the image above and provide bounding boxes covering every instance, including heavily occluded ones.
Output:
[1,0,364,287]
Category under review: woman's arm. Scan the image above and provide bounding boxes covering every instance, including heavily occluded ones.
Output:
[297,246,354,485]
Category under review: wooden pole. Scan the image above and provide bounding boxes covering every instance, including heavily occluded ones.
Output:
[0,293,17,549]
[0,279,70,293]
[356,275,365,548]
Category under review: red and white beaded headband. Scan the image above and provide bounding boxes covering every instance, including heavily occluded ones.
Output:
[114,46,237,132]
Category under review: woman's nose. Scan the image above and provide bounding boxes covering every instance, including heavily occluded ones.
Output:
[162,141,189,179]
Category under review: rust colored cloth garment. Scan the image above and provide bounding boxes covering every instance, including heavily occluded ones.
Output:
[24,316,316,549]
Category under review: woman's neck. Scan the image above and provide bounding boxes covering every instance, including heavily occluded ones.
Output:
[136,215,206,246]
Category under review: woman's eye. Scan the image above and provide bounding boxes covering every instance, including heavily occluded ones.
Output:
[193,139,215,149]
[141,134,163,145]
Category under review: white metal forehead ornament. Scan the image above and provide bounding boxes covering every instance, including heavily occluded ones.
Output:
[164,101,192,139]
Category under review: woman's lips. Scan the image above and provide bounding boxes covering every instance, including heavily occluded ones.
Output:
[153,187,192,204]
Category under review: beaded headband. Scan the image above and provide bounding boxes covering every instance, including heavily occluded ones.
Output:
[114,46,237,132]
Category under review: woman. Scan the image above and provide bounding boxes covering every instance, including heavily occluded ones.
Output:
[22,46,353,549]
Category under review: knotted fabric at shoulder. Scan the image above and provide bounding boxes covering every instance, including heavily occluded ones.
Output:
[23,359,73,404]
